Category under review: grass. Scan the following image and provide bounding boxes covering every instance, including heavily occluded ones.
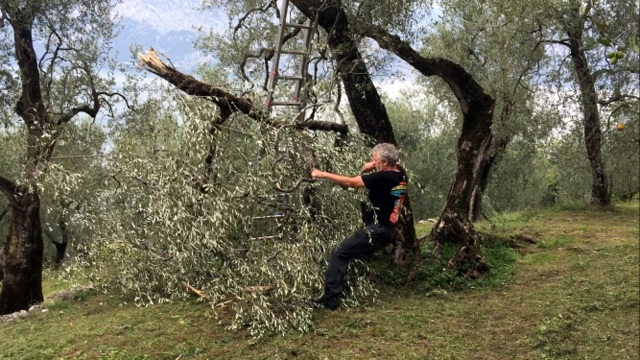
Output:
[1,202,638,359]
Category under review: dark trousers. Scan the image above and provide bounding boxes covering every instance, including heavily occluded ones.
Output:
[322,223,396,299]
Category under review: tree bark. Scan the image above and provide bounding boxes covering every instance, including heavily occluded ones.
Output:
[0,190,44,313]
[564,13,611,208]
[470,137,509,222]
[470,103,513,222]
[0,191,9,282]
[363,25,495,276]
[0,6,49,314]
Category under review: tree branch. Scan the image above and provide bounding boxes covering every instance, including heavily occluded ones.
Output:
[43,227,60,245]
[233,1,277,36]
[598,93,640,106]
[139,49,264,120]
[294,120,347,135]
[534,38,571,51]
[361,24,491,113]
[139,48,350,137]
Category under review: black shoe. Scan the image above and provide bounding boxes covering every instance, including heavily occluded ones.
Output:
[313,294,339,311]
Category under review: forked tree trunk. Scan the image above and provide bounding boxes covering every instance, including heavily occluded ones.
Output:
[470,132,511,222]
[0,190,44,314]
[431,100,494,277]
[361,25,495,276]
[0,3,104,314]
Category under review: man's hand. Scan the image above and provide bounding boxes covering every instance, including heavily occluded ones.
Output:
[311,169,324,179]
[361,161,375,173]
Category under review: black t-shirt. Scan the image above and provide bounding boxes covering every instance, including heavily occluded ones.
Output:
[361,169,408,226]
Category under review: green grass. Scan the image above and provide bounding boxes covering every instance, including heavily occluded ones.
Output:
[1,203,638,359]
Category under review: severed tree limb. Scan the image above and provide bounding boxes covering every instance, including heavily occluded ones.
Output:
[138,48,349,136]
[139,49,261,119]
[293,120,348,134]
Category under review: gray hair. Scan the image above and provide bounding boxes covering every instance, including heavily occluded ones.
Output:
[372,143,399,165]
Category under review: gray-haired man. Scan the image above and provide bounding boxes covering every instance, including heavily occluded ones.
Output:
[310,143,408,310]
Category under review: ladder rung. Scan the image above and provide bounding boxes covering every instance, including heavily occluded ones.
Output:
[284,22,314,30]
[270,101,302,106]
[280,49,308,55]
[278,75,305,81]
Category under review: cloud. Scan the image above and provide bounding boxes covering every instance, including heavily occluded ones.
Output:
[114,0,226,35]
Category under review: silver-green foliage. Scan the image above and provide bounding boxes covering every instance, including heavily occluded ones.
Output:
[385,90,458,218]
[69,93,374,336]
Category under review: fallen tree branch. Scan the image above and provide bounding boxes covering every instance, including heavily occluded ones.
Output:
[139,49,262,119]
[181,281,208,299]
[138,48,349,136]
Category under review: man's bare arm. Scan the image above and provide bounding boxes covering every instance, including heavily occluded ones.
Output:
[311,169,365,188]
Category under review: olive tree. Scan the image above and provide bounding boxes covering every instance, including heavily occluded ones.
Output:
[0,0,121,314]
[534,0,639,207]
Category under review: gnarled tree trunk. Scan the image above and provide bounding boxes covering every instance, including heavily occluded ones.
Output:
[0,3,104,314]
[431,105,493,277]
[362,26,495,276]
[0,190,44,314]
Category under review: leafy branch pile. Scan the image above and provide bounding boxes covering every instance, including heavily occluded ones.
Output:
[64,95,373,335]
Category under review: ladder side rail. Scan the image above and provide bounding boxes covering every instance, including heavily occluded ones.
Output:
[292,18,315,120]
[266,0,293,109]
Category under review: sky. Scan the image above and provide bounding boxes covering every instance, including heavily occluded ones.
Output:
[115,0,215,35]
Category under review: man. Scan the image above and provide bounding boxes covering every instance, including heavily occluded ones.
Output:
[311,143,408,310]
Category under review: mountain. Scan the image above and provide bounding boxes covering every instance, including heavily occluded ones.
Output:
[112,0,225,72]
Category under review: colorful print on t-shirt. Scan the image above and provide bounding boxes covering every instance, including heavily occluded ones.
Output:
[389,181,407,225]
